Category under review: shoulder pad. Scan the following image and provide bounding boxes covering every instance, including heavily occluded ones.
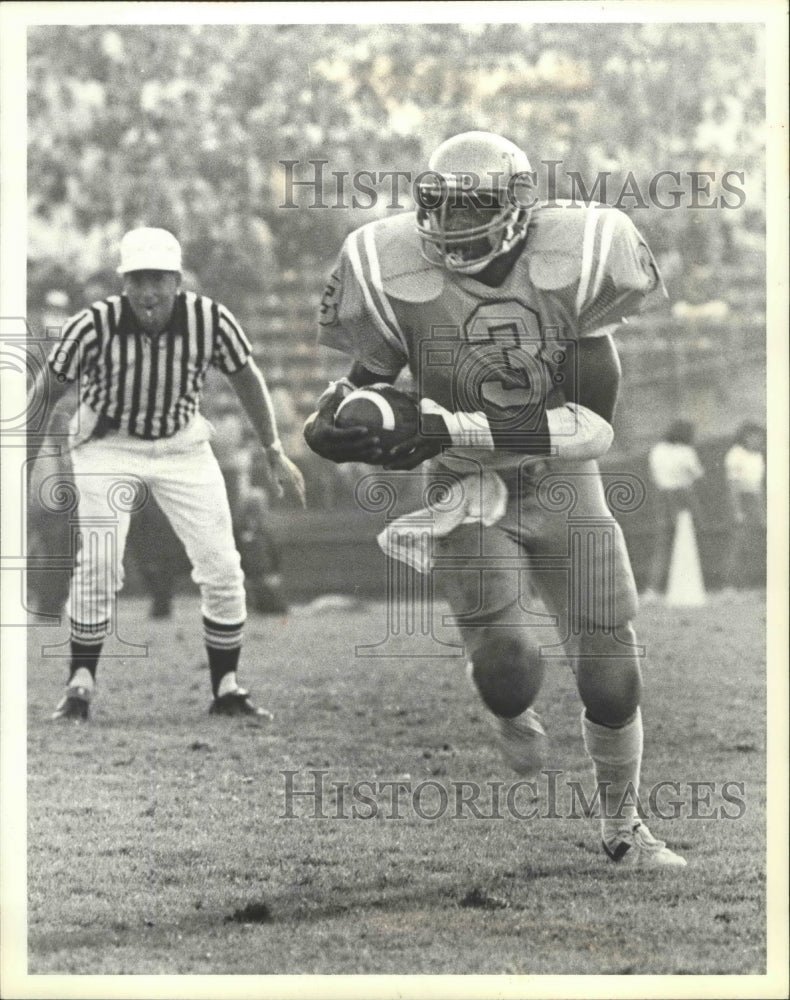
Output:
[526,202,605,291]
[354,213,445,303]
[528,203,662,323]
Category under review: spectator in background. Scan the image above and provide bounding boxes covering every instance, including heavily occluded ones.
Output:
[724,421,766,591]
[42,289,72,335]
[644,419,705,600]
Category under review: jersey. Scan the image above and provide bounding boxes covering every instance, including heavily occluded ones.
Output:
[724,444,765,496]
[318,202,664,469]
[48,291,252,440]
[648,441,704,491]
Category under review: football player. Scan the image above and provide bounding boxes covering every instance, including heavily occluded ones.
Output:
[304,131,685,867]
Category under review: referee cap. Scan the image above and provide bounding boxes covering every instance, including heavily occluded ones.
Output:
[118,227,182,274]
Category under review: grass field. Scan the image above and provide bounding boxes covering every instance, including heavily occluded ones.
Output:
[23,589,772,982]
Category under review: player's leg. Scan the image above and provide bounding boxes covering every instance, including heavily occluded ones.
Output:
[52,444,134,720]
[149,434,269,718]
[433,521,552,775]
[575,625,645,849]
[535,463,685,866]
[577,626,684,867]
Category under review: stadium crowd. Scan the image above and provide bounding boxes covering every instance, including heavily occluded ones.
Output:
[25,22,767,599]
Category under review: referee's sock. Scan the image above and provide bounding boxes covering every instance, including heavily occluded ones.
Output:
[68,623,107,686]
[203,616,244,696]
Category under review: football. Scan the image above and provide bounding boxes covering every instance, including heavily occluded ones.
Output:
[334,384,419,450]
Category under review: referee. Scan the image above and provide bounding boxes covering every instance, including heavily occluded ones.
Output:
[27,227,306,722]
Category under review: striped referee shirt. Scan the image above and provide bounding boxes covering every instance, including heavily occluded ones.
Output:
[48,292,252,440]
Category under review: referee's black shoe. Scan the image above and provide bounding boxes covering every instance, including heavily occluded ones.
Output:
[209,688,273,720]
[51,685,91,721]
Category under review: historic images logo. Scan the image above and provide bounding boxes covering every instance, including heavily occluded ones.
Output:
[281,769,747,822]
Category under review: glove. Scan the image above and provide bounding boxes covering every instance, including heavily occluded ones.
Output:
[303,378,385,465]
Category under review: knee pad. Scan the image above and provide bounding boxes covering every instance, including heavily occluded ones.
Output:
[467,625,544,718]
[577,625,642,726]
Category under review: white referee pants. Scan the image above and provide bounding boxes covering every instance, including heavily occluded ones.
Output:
[67,414,245,630]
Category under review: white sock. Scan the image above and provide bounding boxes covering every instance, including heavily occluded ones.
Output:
[217,672,240,698]
[70,667,94,690]
[581,708,643,844]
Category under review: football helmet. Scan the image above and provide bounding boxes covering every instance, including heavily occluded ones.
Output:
[416,131,535,274]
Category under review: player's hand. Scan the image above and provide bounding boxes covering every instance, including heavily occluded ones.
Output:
[382,411,452,470]
[266,451,307,507]
[303,407,384,465]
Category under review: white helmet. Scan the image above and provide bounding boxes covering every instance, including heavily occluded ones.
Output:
[416,131,535,274]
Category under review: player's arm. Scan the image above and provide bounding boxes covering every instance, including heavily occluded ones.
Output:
[303,361,397,465]
[226,359,306,506]
[526,332,620,461]
[562,332,621,422]
[305,232,409,465]
[385,337,619,471]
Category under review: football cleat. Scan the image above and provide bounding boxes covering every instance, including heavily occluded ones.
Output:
[209,688,273,720]
[494,708,548,776]
[51,685,92,722]
[416,131,535,273]
[603,822,687,868]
